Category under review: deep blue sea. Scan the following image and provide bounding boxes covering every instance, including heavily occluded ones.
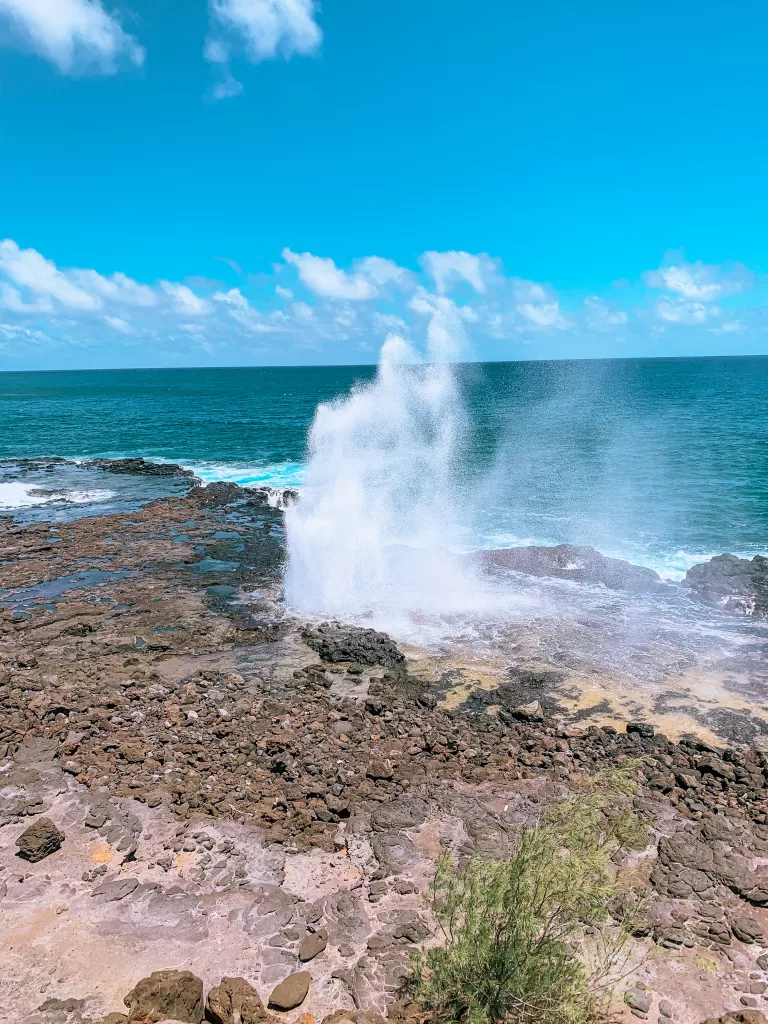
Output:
[1,356,766,579]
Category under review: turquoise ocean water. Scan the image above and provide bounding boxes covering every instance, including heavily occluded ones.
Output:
[1,356,766,579]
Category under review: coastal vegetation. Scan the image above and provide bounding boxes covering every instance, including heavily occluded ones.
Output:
[410,768,647,1024]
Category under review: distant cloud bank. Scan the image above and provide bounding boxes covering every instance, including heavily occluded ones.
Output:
[0,237,763,367]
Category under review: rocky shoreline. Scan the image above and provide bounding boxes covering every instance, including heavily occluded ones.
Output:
[2,461,768,1024]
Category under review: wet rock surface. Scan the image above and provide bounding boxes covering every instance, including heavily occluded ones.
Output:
[685,554,768,617]
[475,543,663,592]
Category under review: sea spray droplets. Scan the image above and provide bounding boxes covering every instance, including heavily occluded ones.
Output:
[284,317,481,625]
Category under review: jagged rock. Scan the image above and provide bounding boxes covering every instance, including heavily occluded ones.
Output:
[267,972,310,1011]
[298,929,328,962]
[15,817,64,862]
[685,554,768,616]
[205,977,269,1024]
[123,969,204,1023]
[99,1016,129,1024]
[301,624,404,667]
[474,544,662,592]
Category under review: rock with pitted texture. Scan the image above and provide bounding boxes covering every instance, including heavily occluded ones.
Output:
[15,816,64,862]
[123,969,204,1024]
[205,977,269,1024]
[267,972,310,1011]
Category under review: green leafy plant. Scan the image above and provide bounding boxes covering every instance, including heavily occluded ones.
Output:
[410,768,647,1024]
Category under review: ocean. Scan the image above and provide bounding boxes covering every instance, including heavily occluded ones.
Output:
[1,355,767,580]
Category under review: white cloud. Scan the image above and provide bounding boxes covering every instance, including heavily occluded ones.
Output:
[0,239,101,311]
[208,0,321,61]
[420,250,493,294]
[357,256,409,287]
[104,315,137,334]
[584,296,629,331]
[275,285,293,300]
[645,260,753,302]
[161,282,212,316]
[0,0,144,75]
[513,279,567,330]
[71,268,156,306]
[656,298,711,325]
[282,249,378,300]
[206,0,321,97]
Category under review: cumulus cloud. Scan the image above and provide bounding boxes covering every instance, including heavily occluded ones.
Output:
[645,260,753,302]
[584,296,629,331]
[513,279,567,330]
[4,237,766,367]
[0,0,145,74]
[420,250,494,294]
[0,240,101,311]
[656,298,712,325]
[282,249,379,300]
[206,0,321,98]
[161,282,212,316]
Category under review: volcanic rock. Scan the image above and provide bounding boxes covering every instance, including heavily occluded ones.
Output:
[205,977,269,1024]
[268,972,310,1011]
[301,623,404,667]
[475,544,662,592]
[685,554,768,616]
[123,969,204,1023]
[15,817,64,862]
[88,458,197,480]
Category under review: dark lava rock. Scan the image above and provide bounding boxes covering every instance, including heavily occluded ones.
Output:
[123,969,204,1023]
[299,928,328,962]
[88,458,197,480]
[685,554,768,616]
[302,623,405,667]
[16,817,64,862]
[627,722,655,739]
[474,544,662,592]
[267,972,310,1011]
[205,976,269,1024]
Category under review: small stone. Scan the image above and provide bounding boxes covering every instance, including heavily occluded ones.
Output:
[268,972,310,1011]
[16,818,64,863]
[658,1000,673,1018]
[299,929,328,962]
[625,989,651,1017]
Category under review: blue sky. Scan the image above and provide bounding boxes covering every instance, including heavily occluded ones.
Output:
[1,0,768,369]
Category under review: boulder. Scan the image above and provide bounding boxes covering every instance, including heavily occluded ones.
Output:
[298,929,328,962]
[16,817,64,862]
[124,970,204,1024]
[268,972,310,1011]
[684,554,768,616]
[205,977,269,1024]
[474,544,662,592]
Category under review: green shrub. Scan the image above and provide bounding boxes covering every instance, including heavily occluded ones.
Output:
[410,769,646,1024]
